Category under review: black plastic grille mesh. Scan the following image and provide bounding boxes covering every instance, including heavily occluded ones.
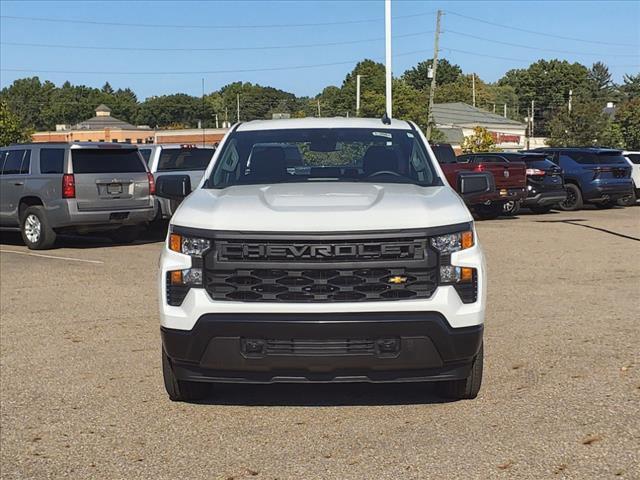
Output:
[204,267,437,303]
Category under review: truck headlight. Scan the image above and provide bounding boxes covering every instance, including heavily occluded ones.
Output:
[169,233,211,256]
[431,230,474,254]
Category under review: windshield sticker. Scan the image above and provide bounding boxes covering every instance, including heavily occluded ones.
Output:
[372,131,392,139]
[406,132,415,138]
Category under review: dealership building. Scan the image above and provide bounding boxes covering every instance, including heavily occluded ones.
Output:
[31,105,228,145]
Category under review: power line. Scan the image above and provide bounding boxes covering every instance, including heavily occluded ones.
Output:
[0,48,432,76]
[445,29,640,58]
[0,11,436,29]
[0,30,433,53]
[446,11,639,48]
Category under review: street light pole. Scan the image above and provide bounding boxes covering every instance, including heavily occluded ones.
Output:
[356,74,366,117]
[384,0,392,117]
[426,10,442,140]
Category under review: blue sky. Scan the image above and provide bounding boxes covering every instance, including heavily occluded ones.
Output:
[1,0,638,100]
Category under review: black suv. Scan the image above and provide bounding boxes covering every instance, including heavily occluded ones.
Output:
[457,152,566,214]
[528,148,632,210]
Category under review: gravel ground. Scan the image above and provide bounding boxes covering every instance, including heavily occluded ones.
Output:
[1,207,639,479]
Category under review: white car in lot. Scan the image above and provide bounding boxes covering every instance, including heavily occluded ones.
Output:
[139,144,216,219]
[155,118,489,402]
[621,151,640,205]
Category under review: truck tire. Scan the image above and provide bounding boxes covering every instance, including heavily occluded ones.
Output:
[474,203,503,220]
[528,205,552,214]
[438,343,483,400]
[108,226,141,244]
[20,206,56,250]
[162,349,210,402]
[558,184,583,211]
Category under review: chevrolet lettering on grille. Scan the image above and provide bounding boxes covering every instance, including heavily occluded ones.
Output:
[218,240,428,261]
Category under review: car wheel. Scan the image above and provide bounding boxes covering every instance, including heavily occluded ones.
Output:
[474,203,503,220]
[20,206,56,250]
[438,343,483,400]
[108,226,141,244]
[528,205,552,214]
[558,184,583,211]
[162,348,210,402]
[502,200,521,216]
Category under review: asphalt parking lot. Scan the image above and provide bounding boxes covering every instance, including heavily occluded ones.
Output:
[1,207,639,479]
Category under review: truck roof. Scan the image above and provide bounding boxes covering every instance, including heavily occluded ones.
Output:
[236,117,414,132]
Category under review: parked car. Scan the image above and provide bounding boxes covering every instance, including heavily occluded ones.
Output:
[138,144,216,220]
[431,144,527,220]
[156,118,487,402]
[619,151,640,205]
[529,148,633,211]
[458,152,567,214]
[0,142,155,249]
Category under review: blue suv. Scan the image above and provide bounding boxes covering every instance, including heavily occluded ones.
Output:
[529,148,633,210]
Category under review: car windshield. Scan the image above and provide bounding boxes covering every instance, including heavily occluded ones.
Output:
[208,128,440,188]
[570,152,628,165]
[157,148,215,171]
[71,149,146,174]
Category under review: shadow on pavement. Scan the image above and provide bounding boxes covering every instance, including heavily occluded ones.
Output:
[0,226,166,250]
[194,381,453,407]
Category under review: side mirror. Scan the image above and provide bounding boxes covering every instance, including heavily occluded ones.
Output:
[458,172,495,196]
[155,175,192,200]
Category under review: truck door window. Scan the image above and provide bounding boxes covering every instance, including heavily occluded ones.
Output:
[40,148,65,174]
[2,149,27,175]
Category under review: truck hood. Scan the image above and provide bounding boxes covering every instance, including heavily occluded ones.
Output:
[171,182,472,232]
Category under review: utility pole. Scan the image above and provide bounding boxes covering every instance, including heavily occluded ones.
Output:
[384,0,392,117]
[472,73,476,108]
[215,114,219,129]
[201,78,206,147]
[493,104,496,114]
[317,99,321,118]
[426,9,442,140]
[236,94,240,122]
[503,103,507,118]
[356,74,365,117]
[568,89,573,113]
[530,99,535,138]
[525,106,531,150]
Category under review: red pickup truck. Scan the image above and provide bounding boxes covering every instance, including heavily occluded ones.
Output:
[430,143,527,219]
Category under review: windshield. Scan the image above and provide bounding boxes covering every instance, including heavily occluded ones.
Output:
[569,152,627,165]
[208,128,440,188]
[71,149,146,174]
[157,148,215,171]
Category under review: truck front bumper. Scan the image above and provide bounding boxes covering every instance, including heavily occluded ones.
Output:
[161,312,483,384]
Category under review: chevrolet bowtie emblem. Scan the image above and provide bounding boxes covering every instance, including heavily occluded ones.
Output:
[388,276,408,285]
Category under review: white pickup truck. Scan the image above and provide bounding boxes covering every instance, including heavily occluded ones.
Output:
[139,144,216,220]
[155,118,488,402]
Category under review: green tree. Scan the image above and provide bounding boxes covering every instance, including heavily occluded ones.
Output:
[434,74,493,107]
[588,62,614,99]
[614,98,640,150]
[499,59,592,135]
[402,58,462,91]
[136,94,208,128]
[461,126,499,153]
[547,100,623,148]
[620,73,640,99]
[0,101,31,146]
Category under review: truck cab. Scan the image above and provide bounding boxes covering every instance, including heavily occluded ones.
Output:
[156,118,487,402]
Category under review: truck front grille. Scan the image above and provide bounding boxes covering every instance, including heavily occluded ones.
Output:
[204,267,437,302]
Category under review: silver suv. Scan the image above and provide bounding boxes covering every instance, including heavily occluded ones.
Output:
[0,142,155,249]
[139,144,215,220]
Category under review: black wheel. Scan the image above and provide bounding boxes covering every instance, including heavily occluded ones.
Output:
[528,205,552,214]
[20,206,56,250]
[558,184,583,211]
[438,343,483,400]
[474,203,504,220]
[162,349,210,402]
[108,226,141,244]
[502,200,521,216]
[617,189,637,206]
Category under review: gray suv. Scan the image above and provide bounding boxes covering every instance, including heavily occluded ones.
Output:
[0,142,155,249]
